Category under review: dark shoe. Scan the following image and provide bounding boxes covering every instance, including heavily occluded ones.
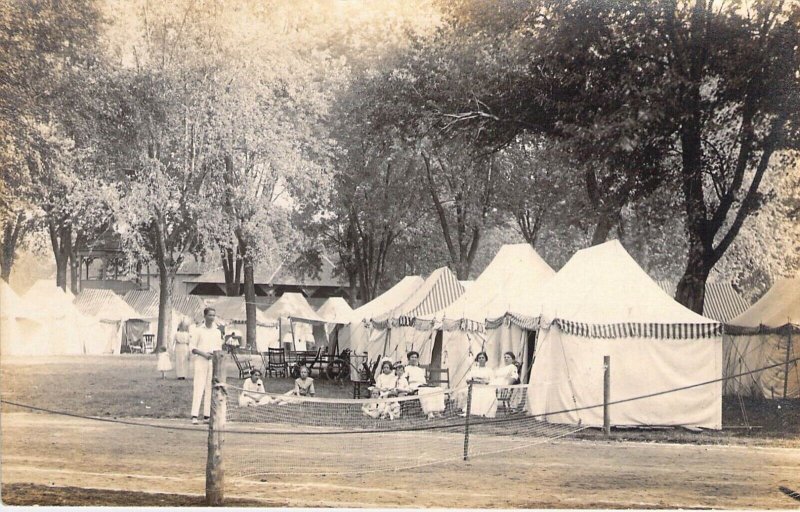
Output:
[203,416,210,424]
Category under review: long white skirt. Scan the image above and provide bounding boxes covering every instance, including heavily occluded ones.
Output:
[467,385,497,418]
[174,343,190,379]
[417,387,446,414]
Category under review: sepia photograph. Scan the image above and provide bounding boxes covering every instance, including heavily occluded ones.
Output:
[0,0,799,508]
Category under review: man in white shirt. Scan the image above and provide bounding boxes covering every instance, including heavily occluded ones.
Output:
[190,307,223,424]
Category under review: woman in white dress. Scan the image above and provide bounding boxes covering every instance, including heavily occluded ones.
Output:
[491,351,521,411]
[173,320,192,380]
[463,352,496,418]
[406,350,446,419]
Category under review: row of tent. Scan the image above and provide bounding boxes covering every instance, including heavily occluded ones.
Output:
[334,241,798,430]
[0,281,355,356]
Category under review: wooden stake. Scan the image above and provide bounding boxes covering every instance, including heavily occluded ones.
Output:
[206,350,226,506]
[603,355,611,438]
[784,330,793,399]
[463,382,473,461]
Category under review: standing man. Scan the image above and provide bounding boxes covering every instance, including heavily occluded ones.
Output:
[190,307,223,425]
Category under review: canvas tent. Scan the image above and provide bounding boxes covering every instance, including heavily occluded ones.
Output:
[208,296,279,350]
[316,297,354,350]
[74,289,142,354]
[433,244,555,389]
[262,292,327,351]
[22,280,94,355]
[521,240,723,429]
[657,279,750,322]
[723,277,799,399]
[369,267,465,365]
[0,280,44,356]
[338,276,425,364]
[123,290,206,351]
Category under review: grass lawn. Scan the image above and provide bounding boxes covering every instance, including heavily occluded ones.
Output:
[1,354,798,446]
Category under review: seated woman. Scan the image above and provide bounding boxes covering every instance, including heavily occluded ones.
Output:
[238,369,273,407]
[406,351,446,420]
[276,365,315,405]
[385,362,411,420]
[491,351,521,411]
[463,351,497,418]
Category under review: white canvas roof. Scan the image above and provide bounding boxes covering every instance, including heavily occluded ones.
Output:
[209,296,276,326]
[23,280,82,320]
[263,292,326,324]
[0,280,39,321]
[316,297,354,325]
[440,244,554,327]
[372,267,464,327]
[350,276,424,322]
[728,277,800,333]
[74,289,141,322]
[536,240,716,326]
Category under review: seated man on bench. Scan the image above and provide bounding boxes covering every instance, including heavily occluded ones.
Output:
[405,351,446,419]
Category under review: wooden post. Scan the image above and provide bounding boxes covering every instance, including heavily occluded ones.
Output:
[206,350,226,506]
[463,382,473,461]
[784,330,793,399]
[603,355,611,438]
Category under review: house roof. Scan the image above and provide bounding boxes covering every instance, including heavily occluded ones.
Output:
[74,289,142,322]
[186,255,346,288]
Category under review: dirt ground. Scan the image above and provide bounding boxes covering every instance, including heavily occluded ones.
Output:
[2,412,800,508]
[2,355,800,508]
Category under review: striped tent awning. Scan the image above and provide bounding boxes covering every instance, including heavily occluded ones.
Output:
[371,267,465,329]
[123,290,206,323]
[74,289,141,322]
[657,280,750,323]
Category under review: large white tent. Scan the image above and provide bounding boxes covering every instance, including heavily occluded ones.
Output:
[21,280,95,355]
[0,280,44,356]
[369,267,465,364]
[523,240,723,429]
[123,290,206,351]
[316,297,354,350]
[339,276,425,360]
[262,292,327,351]
[724,277,799,399]
[208,296,279,350]
[435,244,555,389]
[74,289,142,354]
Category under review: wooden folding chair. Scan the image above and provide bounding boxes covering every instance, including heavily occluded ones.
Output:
[229,349,255,379]
[263,347,288,378]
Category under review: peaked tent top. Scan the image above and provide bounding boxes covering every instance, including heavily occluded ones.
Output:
[263,292,326,324]
[728,277,800,333]
[74,289,142,322]
[350,276,425,323]
[438,244,555,327]
[496,240,720,338]
[0,280,39,321]
[373,267,465,326]
[23,280,77,315]
[316,297,354,325]
[123,289,206,322]
[208,296,276,326]
[24,280,75,301]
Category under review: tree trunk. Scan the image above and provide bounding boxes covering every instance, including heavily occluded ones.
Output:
[675,238,710,314]
[221,246,242,296]
[590,210,617,246]
[241,243,257,352]
[48,219,71,291]
[156,264,175,353]
[69,251,80,295]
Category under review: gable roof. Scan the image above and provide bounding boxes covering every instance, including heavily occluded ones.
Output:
[439,244,555,329]
[74,289,141,322]
[123,289,206,322]
[262,292,326,324]
[728,277,800,334]
[656,280,751,323]
[497,240,720,339]
[316,297,354,325]
[351,276,425,323]
[186,256,347,288]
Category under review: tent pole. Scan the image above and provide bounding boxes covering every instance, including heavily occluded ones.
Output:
[784,329,793,399]
[290,318,297,351]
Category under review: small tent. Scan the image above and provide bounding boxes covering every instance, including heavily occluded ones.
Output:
[0,280,44,356]
[262,292,327,351]
[208,296,279,350]
[439,244,555,389]
[339,276,425,370]
[73,289,142,354]
[316,297,354,351]
[369,267,465,365]
[123,290,206,351]
[22,280,93,355]
[525,240,723,429]
[724,277,799,399]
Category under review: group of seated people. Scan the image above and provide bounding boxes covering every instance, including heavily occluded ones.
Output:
[237,349,521,420]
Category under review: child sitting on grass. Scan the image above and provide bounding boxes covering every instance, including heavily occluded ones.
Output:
[238,369,273,407]
[156,345,172,379]
[361,386,384,419]
[276,365,315,405]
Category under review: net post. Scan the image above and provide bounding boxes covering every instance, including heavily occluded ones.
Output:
[603,355,611,438]
[463,382,473,461]
[784,330,793,399]
[206,350,226,506]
